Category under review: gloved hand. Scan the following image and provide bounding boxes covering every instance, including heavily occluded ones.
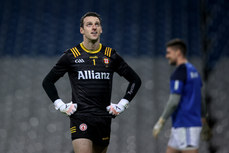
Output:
[54,99,77,116]
[106,99,129,116]
[201,118,212,141]
[153,117,165,138]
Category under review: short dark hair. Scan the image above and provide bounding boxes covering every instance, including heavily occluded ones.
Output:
[166,38,187,56]
[80,12,102,28]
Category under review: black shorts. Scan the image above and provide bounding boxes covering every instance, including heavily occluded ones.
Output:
[70,115,112,146]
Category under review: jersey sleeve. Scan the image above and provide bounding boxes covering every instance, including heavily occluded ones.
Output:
[111,51,141,102]
[42,51,71,102]
[111,51,130,76]
[51,51,71,76]
[170,64,187,94]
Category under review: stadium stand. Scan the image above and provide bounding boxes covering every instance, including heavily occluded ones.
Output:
[0,0,228,152]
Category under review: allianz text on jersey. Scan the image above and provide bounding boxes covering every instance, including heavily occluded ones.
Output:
[78,70,110,80]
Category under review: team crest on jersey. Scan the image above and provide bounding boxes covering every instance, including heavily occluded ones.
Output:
[104,58,109,64]
[79,123,87,131]
[104,57,110,67]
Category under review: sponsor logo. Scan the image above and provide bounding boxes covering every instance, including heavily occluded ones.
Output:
[78,70,110,80]
[190,72,199,79]
[75,59,85,63]
[79,123,87,131]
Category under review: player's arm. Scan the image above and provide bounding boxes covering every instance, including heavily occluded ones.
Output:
[153,93,181,138]
[122,66,142,101]
[42,52,77,115]
[42,70,62,102]
[153,65,186,138]
[161,94,181,120]
[106,52,141,116]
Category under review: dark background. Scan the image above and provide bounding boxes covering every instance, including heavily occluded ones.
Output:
[0,0,228,152]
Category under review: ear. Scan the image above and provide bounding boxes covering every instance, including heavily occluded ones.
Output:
[176,49,182,56]
[80,27,84,34]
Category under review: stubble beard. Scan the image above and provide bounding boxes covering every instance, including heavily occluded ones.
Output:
[169,60,177,66]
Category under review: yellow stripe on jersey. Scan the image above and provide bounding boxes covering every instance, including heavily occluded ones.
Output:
[108,48,112,57]
[89,56,98,59]
[105,47,112,57]
[70,48,77,58]
[105,47,108,56]
[73,48,79,56]
[104,48,107,56]
[70,126,76,130]
[71,126,76,133]
[70,47,81,58]
[80,43,102,54]
[73,47,81,56]
[102,137,110,140]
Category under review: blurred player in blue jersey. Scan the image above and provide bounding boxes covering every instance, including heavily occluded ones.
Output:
[153,39,211,153]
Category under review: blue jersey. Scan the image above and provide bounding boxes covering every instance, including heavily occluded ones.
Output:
[170,62,202,127]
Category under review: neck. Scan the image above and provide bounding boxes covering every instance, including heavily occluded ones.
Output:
[82,38,100,51]
[176,57,187,66]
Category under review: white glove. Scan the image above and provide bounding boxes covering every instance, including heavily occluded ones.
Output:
[152,117,165,138]
[106,99,129,116]
[54,99,77,116]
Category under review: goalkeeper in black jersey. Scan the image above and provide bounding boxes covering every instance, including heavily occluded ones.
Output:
[42,12,141,153]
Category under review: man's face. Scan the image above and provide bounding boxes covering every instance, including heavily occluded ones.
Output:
[80,16,102,41]
[165,47,178,65]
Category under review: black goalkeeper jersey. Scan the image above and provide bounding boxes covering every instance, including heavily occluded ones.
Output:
[43,43,141,117]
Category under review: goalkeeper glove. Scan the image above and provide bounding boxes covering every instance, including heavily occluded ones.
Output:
[106,99,129,116]
[54,99,77,116]
[153,117,165,138]
[201,118,212,141]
